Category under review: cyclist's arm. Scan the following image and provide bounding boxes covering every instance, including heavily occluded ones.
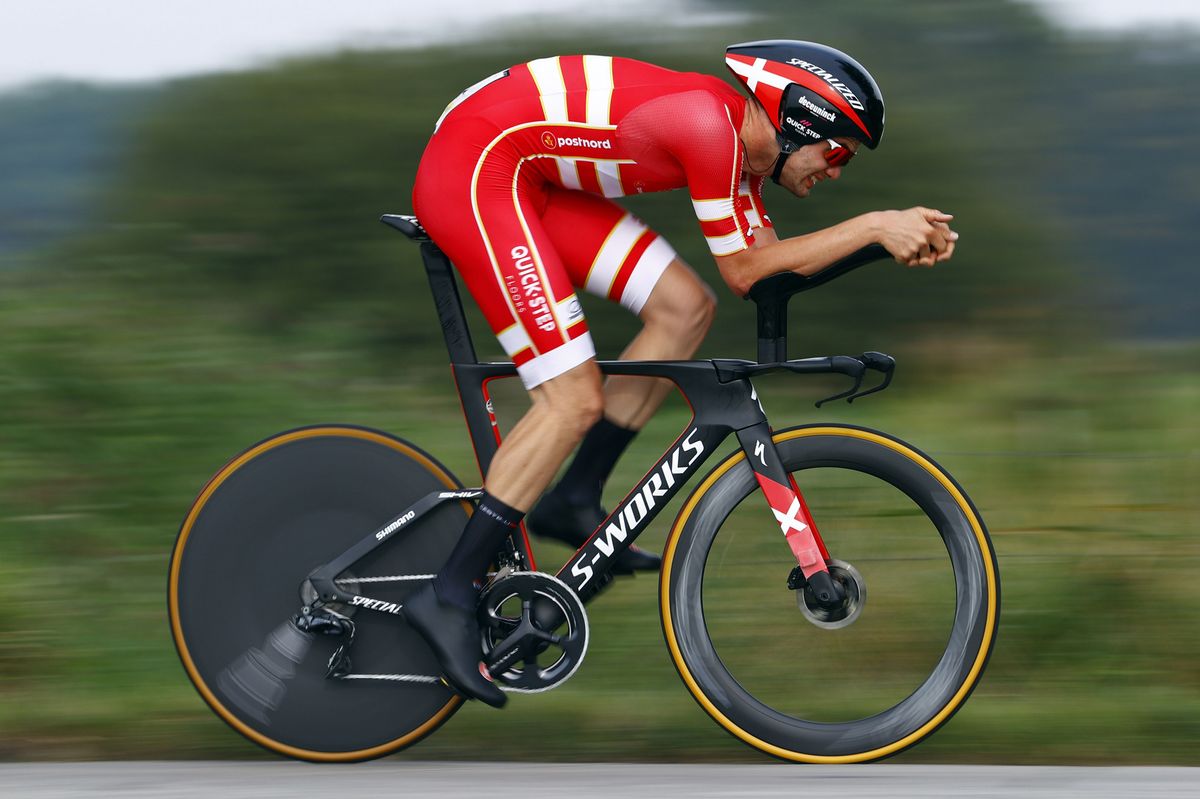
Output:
[715,213,881,297]
[716,208,958,297]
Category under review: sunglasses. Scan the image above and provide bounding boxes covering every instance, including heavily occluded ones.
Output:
[776,134,859,166]
[823,139,857,167]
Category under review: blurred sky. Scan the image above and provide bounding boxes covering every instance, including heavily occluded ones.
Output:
[3,0,1199,92]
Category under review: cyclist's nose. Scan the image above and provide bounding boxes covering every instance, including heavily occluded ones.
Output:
[825,166,843,180]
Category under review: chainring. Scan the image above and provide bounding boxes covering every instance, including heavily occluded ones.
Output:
[477,571,588,693]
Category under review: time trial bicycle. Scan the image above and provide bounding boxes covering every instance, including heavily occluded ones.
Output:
[168,213,999,763]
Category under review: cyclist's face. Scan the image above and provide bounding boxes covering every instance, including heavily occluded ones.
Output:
[778,138,860,199]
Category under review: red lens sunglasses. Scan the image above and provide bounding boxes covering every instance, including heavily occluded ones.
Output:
[777,135,857,165]
[823,140,857,167]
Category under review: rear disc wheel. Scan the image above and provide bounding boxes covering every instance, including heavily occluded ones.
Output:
[168,425,470,761]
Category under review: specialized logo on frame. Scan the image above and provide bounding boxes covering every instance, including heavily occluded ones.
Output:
[570,429,704,587]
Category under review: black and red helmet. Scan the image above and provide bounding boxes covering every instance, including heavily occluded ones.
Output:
[725,40,886,151]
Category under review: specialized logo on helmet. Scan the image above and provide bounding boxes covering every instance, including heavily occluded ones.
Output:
[786,58,866,111]
[541,131,557,149]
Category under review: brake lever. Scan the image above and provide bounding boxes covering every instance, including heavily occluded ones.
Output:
[814,351,895,407]
[846,351,895,404]
[814,365,866,407]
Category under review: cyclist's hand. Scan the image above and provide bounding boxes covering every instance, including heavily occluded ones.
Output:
[876,208,958,268]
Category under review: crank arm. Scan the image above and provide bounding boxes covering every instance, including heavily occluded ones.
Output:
[483,625,527,675]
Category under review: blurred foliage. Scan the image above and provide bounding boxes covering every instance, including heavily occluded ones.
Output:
[0,82,153,258]
[0,0,1198,763]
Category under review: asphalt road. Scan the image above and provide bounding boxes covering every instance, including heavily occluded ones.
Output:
[0,763,1197,798]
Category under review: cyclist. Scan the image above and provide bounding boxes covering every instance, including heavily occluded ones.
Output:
[405,40,958,707]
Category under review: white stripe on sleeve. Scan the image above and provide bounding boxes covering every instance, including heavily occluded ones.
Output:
[692,197,737,222]
[705,230,749,256]
[595,161,625,198]
[554,156,582,190]
[583,55,614,126]
[527,57,568,123]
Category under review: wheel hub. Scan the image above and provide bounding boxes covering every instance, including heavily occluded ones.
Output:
[792,559,867,629]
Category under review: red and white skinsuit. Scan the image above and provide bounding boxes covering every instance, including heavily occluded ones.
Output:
[413,55,772,388]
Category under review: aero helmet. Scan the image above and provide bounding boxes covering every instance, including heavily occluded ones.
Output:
[725,40,886,152]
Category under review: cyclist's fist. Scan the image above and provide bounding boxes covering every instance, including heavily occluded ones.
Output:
[875,208,958,268]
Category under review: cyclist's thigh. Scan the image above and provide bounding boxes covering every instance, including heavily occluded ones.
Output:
[540,187,680,316]
[413,126,594,390]
[634,256,718,328]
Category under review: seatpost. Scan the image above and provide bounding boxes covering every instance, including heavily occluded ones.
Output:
[419,241,478,365]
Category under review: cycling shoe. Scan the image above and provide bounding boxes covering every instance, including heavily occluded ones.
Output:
[402,584,507,708]
[526,488,661,574]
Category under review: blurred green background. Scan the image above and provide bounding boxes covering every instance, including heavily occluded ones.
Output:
[1,0,1196,763]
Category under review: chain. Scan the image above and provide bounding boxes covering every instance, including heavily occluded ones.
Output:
[334,574,436,585]
[337,673,442,684]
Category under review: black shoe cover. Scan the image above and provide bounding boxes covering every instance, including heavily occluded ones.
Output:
[526,489,662,574]
[402,585,507,708]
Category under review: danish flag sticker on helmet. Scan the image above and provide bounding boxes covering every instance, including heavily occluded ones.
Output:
[725,40,886,152]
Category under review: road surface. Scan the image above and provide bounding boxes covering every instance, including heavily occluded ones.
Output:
[1,762,1197,798]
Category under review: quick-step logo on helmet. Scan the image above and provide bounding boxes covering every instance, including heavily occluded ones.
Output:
[785,117,823,139]
[570,429,704,588]
[786,58,866,111]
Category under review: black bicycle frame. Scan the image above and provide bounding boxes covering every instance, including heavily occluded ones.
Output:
[305,218,894,611]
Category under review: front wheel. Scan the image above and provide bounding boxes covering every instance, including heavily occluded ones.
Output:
[661,424,999,763]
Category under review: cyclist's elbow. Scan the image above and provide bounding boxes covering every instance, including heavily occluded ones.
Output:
[715,248,763,298]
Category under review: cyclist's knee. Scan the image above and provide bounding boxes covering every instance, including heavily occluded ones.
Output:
[532,359,604,436]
